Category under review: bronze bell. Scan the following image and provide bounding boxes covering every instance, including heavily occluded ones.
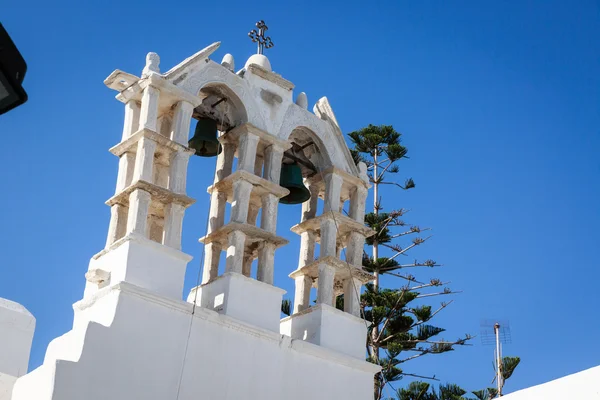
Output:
[279,163,311,204]
[188,118,221,157]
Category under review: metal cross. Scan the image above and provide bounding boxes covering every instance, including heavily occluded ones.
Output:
[248,20,274,55]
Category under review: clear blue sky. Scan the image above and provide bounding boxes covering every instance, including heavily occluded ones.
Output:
[2,0,599,395]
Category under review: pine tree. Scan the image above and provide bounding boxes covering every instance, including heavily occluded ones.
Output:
[396,356,521,400]
[348,125,472,399]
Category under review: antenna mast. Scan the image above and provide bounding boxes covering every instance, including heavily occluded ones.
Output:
[481,319,512,397]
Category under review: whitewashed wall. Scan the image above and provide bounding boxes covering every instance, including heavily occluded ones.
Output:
[11,284,378,400]
[503,366,600,400]
[0,298,35,400]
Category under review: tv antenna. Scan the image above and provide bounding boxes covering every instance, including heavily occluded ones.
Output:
[481,319,512,397]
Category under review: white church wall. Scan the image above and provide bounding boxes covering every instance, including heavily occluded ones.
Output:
[502,365,600,400]
[12,284,378,400]
[0,298,35,400]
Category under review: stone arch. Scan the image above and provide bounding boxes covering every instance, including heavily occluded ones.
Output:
[278,105,353,174]
[194,82,248,131]
[287,126,333,175]
[177,61,265,130]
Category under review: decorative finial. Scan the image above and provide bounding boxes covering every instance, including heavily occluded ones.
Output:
[248,20,274,55]
[296,92,308,109]
[142,52,160,77]
[221,54,235,72]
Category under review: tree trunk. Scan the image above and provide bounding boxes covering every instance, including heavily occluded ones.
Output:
[372,150,381,400]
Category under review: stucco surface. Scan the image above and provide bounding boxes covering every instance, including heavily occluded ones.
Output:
[12,283,378,400]
[502,366,600,400]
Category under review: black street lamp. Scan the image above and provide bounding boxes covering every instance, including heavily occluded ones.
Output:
[0,23,28,116]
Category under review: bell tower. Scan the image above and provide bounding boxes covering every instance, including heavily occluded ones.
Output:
[11,25,381,400]
[84,52,199,300]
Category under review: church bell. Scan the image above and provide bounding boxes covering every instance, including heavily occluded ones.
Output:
[188,118,221,157]
[279,163,311,204]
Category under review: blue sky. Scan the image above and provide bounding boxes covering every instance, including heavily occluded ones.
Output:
[2,0,599,395]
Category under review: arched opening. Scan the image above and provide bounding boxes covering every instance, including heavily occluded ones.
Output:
[193,83,248,132]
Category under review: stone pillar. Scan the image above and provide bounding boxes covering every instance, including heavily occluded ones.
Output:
[242,255,252,277]
[147,215,163,243]
[154,163,170,188]
[349,186,368,222]
[139,85,160,131]
[323,172,343,212]
[231,180,253,223]
[170,101,194,145]
[293,274,312,313]
[237,132,259,173]
[225,230,246,274]
[320,218,337,258]
[302,182,319,222]
[207,192,227,233]
[126,189,151,235]
[317,262,336,306]
[257,242,276,284]
[115,152,135,193]
[247,204,260,226]
[344,277,362,317]
[298,230,316,269]
[254,155,263,177]
[132,136,157,183]
[263,144,284,184]
[346,231,365,265]
[260,194,278,233]
[168,151,191,195]
[122,100,140,141]
[106,204,127,247]
[215,142,235,183]
[163,203,185,249]
[202,243,221,284]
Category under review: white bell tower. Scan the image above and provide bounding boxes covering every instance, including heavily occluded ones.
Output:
[10,24,380,400]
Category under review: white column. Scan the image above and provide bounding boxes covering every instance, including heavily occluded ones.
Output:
[301,182,319,222]
[126,189,151,236]
[293,274,312,313]
[260,193,278,233]
[247,203,260,225]
[242,255,252,277]
[168,151,191,195]
[225,230,246,274]
[163,203,185,249]
[257,242,276,284]
[115,152,135,193]
[317,262,336,306]
[122,100,140,141]
[154,163,170,188]
[323,172,343,212]
[237,132,260,173]
[147,215,163,243]
[298,230,316,269]
[202,243,221,284]
[132,136,157,182]
[215,142,235,183]
[344,277,362,317]
[231,180,253,223]
[208,192,227,233]
[319,218,337,258]
[170,101,194,145]
[349,186,368,222]
[139,85,160,131]
[263,144,284,184]
[254,155,263,177]
[158,114,172,138]
[106,204,127,247]
[346,231,365,266]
